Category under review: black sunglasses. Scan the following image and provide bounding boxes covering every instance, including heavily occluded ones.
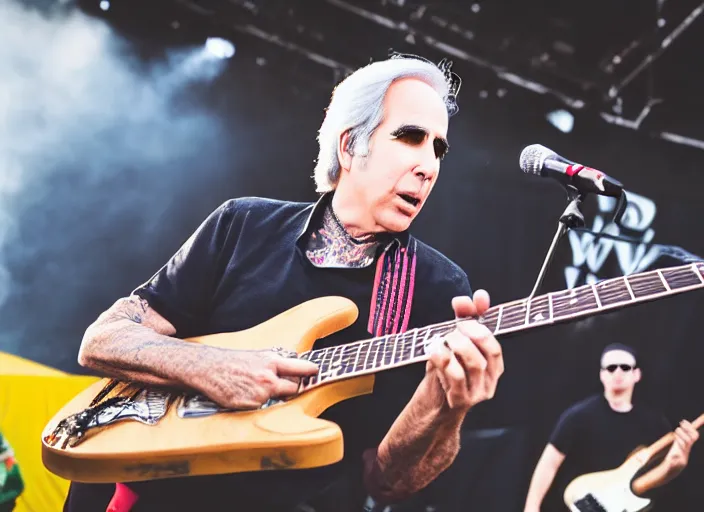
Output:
[603,364,635,373]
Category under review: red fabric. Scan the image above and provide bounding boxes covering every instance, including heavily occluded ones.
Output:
[106,483,139,512]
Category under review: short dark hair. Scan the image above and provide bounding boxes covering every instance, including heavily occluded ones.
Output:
[600,343,638,366]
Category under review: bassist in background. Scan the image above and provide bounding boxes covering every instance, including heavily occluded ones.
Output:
[523,343,699,511]
[63,54,505,512]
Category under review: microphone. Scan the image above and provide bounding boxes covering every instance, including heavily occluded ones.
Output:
[519,144,624,198]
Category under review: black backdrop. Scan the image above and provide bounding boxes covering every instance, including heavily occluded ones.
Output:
[3,7,704,510]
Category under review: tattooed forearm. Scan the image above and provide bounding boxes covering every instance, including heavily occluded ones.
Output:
[364,399,463,503]
[83,332,200,388]
[78,295,192,387]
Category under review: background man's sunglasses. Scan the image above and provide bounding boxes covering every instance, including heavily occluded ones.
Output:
[602,364,635,372]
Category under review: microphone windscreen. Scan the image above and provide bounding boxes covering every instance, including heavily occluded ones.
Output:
[519,144,556,175]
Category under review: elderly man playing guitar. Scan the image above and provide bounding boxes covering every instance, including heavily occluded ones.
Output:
[62,53,504,512]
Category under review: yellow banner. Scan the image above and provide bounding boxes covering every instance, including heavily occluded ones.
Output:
[0,354,98,512]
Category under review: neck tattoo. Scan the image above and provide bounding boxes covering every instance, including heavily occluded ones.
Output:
[305,203,381,268]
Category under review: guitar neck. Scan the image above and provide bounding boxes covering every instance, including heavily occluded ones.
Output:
[631,413,704,495]
[301,262,704,389]
[644,413,704,462]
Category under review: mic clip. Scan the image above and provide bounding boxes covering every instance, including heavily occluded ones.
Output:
[559,187,586,229]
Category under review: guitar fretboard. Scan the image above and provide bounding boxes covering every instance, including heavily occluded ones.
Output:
[299,262,704,391]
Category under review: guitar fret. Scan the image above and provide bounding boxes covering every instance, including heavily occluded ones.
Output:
[495,305,504,333]
[548,292,553,321]
[478,307,499,333]
[552,286,598,319]
[353,342,363,371]
[627,273,667,298]
[623,276,636,300]
[316,348,333,383]
[301,350,322,387]
[402,331,414,362]
[336,345,348,375]
[390,335,399,365]
[695,262,704,284]
[415,329,432,358]
[400,334,407,364]
[524,299,531,326]
[343,344,358,374]
[498,301,528,330]
[383,335,394,367]
[656,269,671,291]
[662,265,704,290]
[319,347,333,377]
[331,345,344,376]
[595,278,632,306]
[590,284,603,309]
[362,340,373,370]
[410,329,418,361]
[372,338,384,368]
[526,295,551,325]
[351,342,362,373]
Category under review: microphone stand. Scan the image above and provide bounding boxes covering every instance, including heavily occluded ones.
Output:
[527,187,587,300]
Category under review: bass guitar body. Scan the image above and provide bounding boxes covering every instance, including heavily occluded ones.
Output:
[42,297,372,483]
[563,449,652,512]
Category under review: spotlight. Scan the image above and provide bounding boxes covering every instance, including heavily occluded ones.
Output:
[205,37,235,59]
[546,109,574,133]
[99,0,110,11]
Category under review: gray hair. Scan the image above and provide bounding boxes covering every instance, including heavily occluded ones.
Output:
[314,58,454,192]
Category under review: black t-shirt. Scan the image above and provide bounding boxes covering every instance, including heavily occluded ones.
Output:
[550,394,671,473]
[64,195,471,512]
[546,394,671,509]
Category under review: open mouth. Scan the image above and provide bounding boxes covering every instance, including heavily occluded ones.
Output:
[398,193,420,207]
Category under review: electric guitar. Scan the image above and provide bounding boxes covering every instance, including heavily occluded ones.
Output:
[42,262,704,483]
[564,413,704,512]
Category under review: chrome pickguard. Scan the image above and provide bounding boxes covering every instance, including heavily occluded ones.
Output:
[45,383,172,449]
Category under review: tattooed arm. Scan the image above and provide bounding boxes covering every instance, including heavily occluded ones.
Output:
[363,292,504,503]
[78,295,188,387]
[77,296,318,408]
[363,387,464,503]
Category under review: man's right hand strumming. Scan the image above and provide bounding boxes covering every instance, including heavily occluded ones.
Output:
[77,295,318,410]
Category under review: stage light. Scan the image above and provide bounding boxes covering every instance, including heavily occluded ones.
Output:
[99,0,110,11]
[205,37,235,59]
[546,109,574,133]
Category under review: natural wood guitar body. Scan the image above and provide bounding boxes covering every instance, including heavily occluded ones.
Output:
[42,297,374,483]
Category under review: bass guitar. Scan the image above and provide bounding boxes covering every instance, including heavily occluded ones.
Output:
[564,413,704,511]
[42,262,704,483]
